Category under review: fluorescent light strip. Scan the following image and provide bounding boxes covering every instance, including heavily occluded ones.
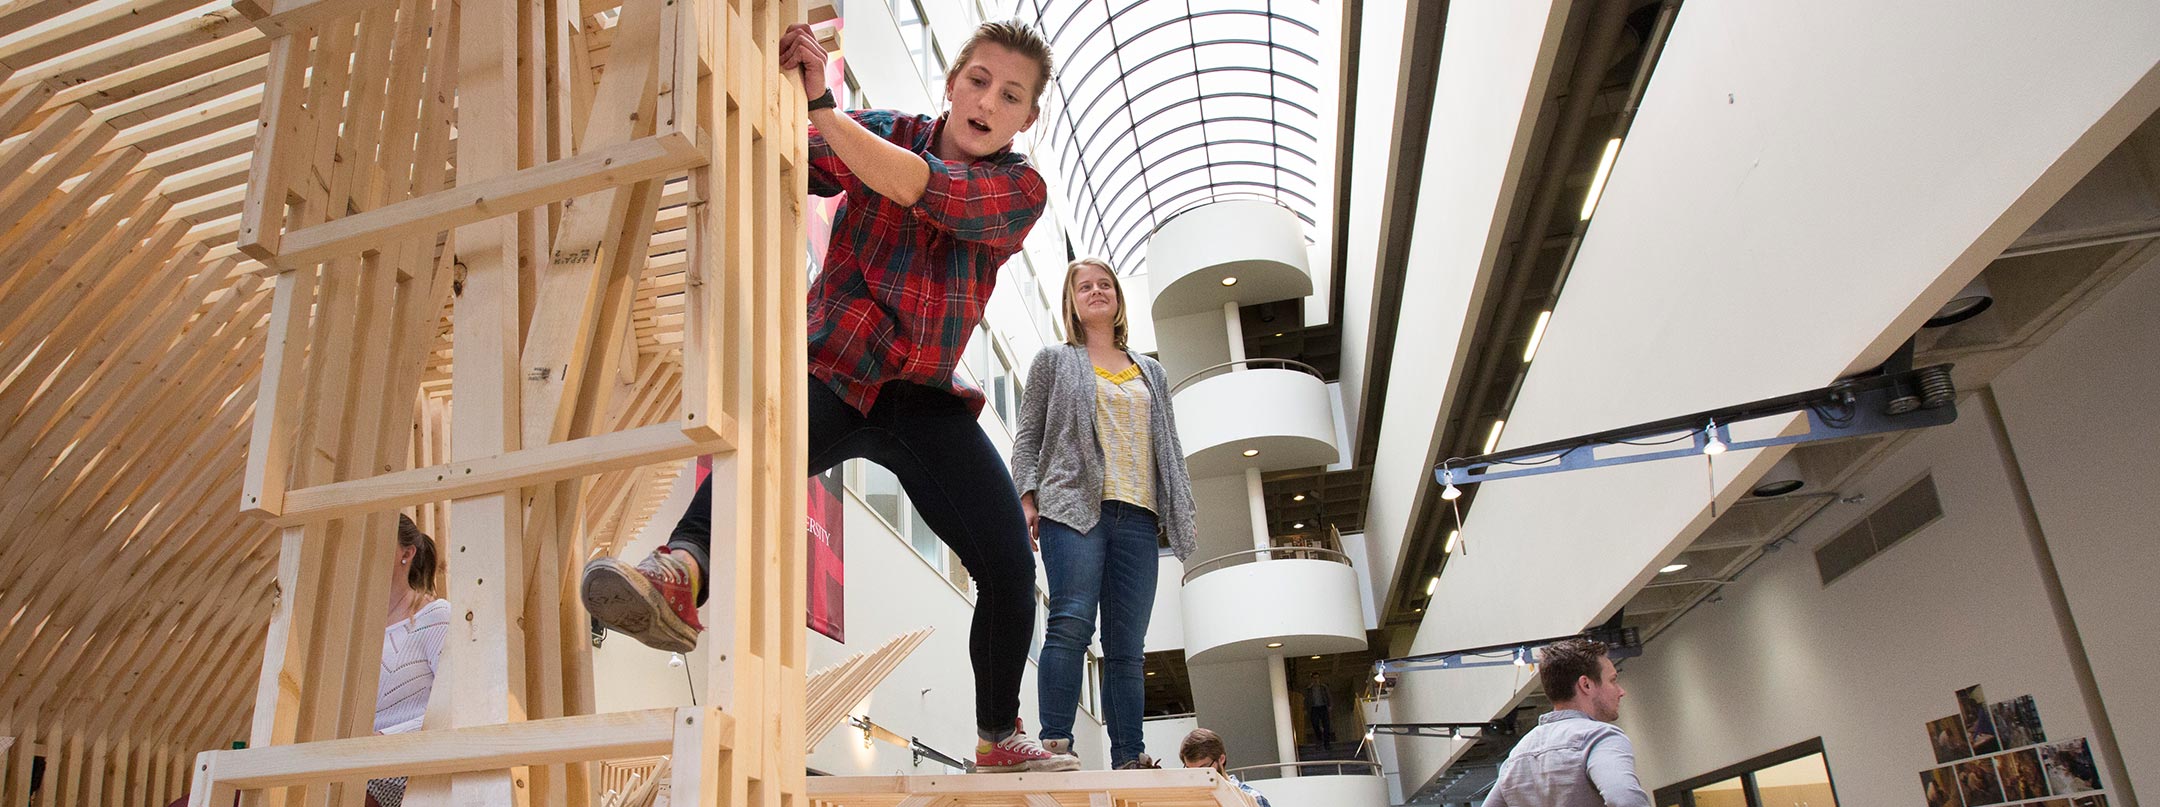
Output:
[1425,576,1438,595]
[1483,419,1506,455]
[1523,310,1552,363]
[1580,138,1622,221]
[1443,530,1460,555]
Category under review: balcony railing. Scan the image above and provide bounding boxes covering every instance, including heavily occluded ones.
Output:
[1172,358,1326,394]
[1182,546,1351,585]
[1229,761,1384,781]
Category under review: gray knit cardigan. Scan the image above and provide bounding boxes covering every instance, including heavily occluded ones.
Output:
[1009,344,1198,560]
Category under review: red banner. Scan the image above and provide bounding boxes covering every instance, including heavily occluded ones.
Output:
[806,466,845,642]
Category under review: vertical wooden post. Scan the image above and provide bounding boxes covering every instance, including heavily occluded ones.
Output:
[445,0,531,804]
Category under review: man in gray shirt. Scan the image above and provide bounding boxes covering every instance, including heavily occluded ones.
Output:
[1482,639,1650,807]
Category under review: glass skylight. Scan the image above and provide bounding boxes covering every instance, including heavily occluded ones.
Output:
[1021,0,1336,276]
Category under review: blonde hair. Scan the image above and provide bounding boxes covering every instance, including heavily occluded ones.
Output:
[946,20,1056,110]
[1061,258,1128,350]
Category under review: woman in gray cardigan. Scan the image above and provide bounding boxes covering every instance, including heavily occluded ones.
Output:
[1011,258,1197,770]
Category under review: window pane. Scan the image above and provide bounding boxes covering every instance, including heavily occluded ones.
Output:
[1690,777,1747,807]
[1752,753,1837,807]
[863,460,905,531]
[909,499,940,562]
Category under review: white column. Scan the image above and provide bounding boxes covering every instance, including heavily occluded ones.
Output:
[1246,467,1270,552]
[1268,655,1299,775]
[1224,301,1245,365]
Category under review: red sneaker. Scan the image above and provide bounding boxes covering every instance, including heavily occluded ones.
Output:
[975,720,1080,773]
[582,551,703,653]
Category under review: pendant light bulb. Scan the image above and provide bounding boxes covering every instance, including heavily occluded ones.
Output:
[1702,419,1727,456]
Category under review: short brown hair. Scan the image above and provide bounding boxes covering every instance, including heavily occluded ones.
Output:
[946,20,1055,109]
[1537,639,1610,702]
[1061,258,1128,350]
[1179,728,1226,766]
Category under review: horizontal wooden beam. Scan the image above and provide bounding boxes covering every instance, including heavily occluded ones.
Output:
[807,769,1236,797]
[230,0,406,38]
[263,418,736,524]
[268,131,704,269]
[204,707,717,789]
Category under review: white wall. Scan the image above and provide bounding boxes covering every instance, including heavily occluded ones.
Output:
[1619,250,2160,802]
[1991,245,2160,791]
[1618,405,2117,803]
[1334,0,1410,453]
[1144,554,1186,654]
[1388,1,2160,793]
[1359,0,1573,614]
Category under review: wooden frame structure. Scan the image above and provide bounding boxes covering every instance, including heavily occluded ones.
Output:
[182,0,812,804]
[0,0,1262,804]
[0,0,739,801]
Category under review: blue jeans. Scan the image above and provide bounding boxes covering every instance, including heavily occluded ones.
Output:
[1036,500,1159,766]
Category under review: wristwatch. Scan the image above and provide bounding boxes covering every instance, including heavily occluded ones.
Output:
[807,89,836,112]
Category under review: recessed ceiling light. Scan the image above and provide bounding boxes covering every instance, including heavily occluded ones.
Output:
[1293,522,1306,529]
[1242,449,1259,457]
[1146,671,1157,676]
[1221,276,1239,287]
[1425,576,1439,595]
[1925,277,1994,328]
[1660,563,1688,573]
[1523,311,1553,363]
[1266,642,1284,648]
[1273,332,1284,337]
[1581,137,1622,220]
[1311,655,1322,660]
[1292,493,1306,502]
[1750,479,1804,497]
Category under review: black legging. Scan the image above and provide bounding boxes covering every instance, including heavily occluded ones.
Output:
[666,376,1036,735]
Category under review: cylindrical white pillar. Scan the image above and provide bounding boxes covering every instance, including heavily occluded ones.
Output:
[1246,467,1270,552]
[1268,655,1299,775]
[1224,301,1245,365]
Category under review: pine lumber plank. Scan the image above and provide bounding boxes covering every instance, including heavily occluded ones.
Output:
[269,420,737,524]
[271,131,701,268]
[206,708,707,788]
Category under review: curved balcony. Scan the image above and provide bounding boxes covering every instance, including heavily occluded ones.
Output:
[1233,762,1388,806]
[1146,199,1314,319]
[1180,549,1366,664]
[1173,360,1339,479]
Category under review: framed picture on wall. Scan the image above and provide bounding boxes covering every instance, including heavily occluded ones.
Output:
[1992,695,2045,748]
[2041,738,2101,794]
[1996,748,2048,801]
[1956,757,2005,807]
[1921,767,1961,807]
[1928,714,1969,763]
[1958,684,2002,755]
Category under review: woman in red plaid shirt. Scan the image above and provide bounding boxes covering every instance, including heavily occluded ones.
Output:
[582,19,1074,773]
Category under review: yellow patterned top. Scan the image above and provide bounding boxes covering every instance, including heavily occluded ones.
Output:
[1093,364,1155,511]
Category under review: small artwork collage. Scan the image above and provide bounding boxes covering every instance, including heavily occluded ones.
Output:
[1920,685,2107,807]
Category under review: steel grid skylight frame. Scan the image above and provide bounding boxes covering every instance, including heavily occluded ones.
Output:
[1023,0,1331,275]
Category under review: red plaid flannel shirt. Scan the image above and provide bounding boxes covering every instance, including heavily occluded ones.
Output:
[805,109,1048,416]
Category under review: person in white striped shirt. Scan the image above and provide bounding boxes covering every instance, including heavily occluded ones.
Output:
[166,515,449,807]
[369,515,451,806]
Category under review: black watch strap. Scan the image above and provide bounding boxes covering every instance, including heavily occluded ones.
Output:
[807,89,836,112]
